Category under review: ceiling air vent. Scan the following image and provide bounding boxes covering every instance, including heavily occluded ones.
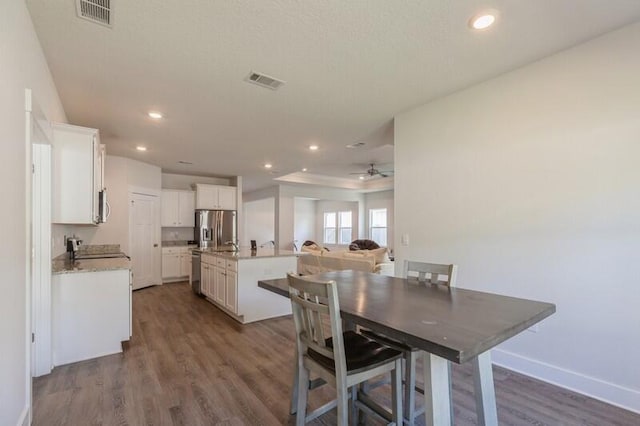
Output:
[76,0,112,28]
[245,71,285,90]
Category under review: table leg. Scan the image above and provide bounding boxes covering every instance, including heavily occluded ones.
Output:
[422,352,452,426]
[405,351,417,426]
[472,351,498,426]
[290,345,299,415]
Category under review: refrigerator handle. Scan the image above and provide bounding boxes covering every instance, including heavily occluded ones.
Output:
[217,211,222,246]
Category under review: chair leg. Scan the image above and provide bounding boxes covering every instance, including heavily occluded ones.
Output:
[296,365,309,426]
[350,386,358,426]
[290,346,299,414]
[357,383,367,425]
[405,350,417,426]
[337,382,350,426]
[392,358,404,426]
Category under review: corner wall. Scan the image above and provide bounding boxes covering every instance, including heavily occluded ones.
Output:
[0,1,66,424]
[394,22,640,411]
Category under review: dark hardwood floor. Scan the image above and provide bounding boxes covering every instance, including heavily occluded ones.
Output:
[34,282,639,425]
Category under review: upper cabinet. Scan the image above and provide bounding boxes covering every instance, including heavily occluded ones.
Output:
[195,184,237,210]
[161,190,195,227]
[52,123,105,225]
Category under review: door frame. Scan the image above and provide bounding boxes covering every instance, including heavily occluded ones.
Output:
[26,89,54,425]
[129,188,161,289]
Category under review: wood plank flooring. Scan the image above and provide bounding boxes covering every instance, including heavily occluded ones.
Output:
[33,282,640,425]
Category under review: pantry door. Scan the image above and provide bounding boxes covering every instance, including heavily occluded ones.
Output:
[130,193,160,290]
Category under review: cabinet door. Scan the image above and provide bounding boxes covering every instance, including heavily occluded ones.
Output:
[178,191,195,227]
[195,184,218,209]
[161,191,179,226]
[225,269,237,314]
[201,264,209,296]
[217,186,237,210]
[52,124,98,224]
[180,252,190,276]
[162,254,180,278]
[215,267,226,304]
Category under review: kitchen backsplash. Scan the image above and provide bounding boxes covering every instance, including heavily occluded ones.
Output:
[162,227,194,242]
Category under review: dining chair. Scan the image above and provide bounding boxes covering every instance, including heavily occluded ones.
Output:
[360,261,458,426]
[287,272,403,426]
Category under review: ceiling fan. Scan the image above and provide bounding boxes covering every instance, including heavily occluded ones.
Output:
[350,163,394,178]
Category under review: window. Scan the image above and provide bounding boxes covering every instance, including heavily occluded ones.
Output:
[323,211,353,245]
[338,211,352,244]
[323,212,336,244]
[369,208,387,246]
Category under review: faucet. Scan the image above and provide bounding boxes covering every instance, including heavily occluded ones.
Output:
[260,240,275,248]
[224,240,239,251]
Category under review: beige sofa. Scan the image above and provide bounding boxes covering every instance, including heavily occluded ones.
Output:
[297,248,392,275]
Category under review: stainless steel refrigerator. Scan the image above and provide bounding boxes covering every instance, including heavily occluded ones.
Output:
[194,209,237,249]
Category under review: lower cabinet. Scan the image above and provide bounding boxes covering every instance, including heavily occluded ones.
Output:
[225,268,237,313]
[201,254,237,314]
[162,247,191,282]
[52,269,131,366]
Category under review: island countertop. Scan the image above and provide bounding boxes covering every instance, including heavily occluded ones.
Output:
[197,248,303,260]
[52,253,131,275]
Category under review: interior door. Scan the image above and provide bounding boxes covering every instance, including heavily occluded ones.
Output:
[131,193,159,290]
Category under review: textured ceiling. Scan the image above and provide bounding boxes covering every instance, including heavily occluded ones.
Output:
[27,0,640,191]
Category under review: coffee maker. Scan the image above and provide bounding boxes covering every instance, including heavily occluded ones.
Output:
[66,237,82,260]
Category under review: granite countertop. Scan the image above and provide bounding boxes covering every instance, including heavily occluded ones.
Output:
[199,248,301,260]
[162,240,197,247]
[52,245,131,275]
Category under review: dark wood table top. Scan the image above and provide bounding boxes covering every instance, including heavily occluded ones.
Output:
[259,271,555,364]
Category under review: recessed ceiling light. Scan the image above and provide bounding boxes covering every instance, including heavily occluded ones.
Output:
[136,146,147,152]
[309,145,319,151]
[264,163,273,169]
[302,168,307,172]
[359,176,365,180]
[148,111,163,119]
[469,11,497,30]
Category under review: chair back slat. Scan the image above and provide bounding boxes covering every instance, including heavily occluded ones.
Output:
[404,261,458,287]
[288,273,346,372]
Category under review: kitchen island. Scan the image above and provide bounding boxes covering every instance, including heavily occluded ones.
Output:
[52,251,131,366]
[199,248,300,323]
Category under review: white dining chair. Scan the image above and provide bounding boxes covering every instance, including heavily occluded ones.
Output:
[287,272,403,426]
[360,261,458,426]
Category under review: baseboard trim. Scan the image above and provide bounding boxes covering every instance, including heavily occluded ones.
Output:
[17,405,29,426]
[492,348,640,414]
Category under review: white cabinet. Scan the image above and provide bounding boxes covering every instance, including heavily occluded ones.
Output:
[52,123,105,225]
[199,254,238,314]
[52,269,130,366]
[161,190,195,227]
[225,266,237,313]
[181,252,191,277]
[201,261,211,297]
[214,266,226,305]
[195,184,237,210]
[162,247,191,282]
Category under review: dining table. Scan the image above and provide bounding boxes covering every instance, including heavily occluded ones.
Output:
[258,270,556,426]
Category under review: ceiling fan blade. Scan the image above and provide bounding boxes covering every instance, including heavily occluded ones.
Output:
[349,172,368,175]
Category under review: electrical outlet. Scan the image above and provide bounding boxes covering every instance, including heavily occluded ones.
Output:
[401,233,410,246]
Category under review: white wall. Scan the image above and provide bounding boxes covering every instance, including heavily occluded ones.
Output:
[364,190,394,251]
[243,197,275,248]
[394,22,640,412]
[294,198,317,248]
[0,1,67,424]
